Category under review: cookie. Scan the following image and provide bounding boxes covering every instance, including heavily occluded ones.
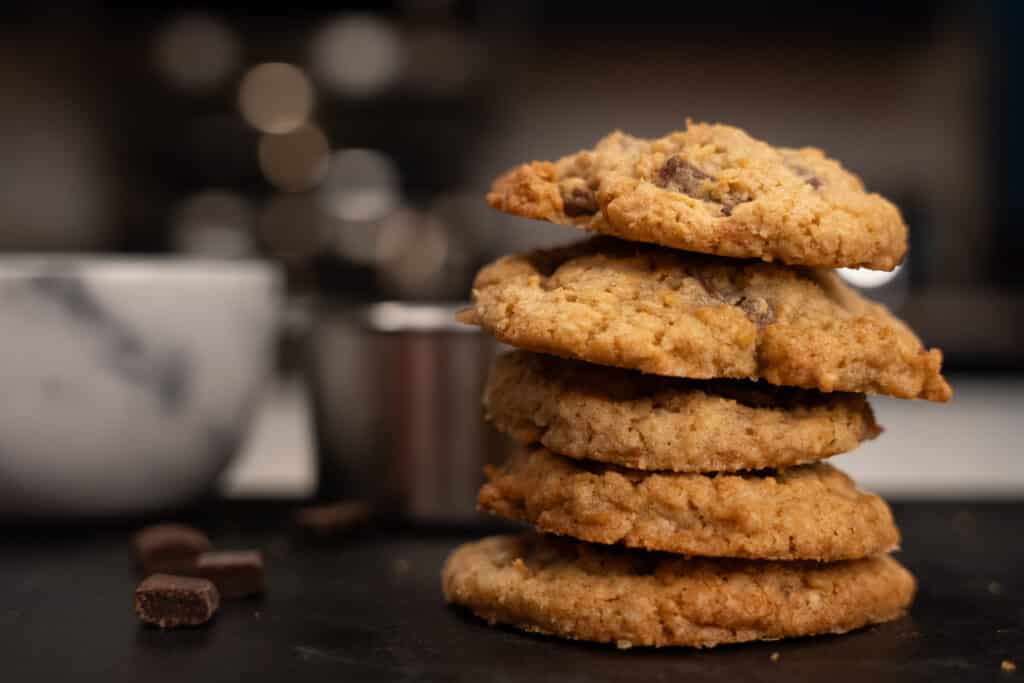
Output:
[478,447,898,561]
[484,350,880,472]
[442,533,915,649]
[486,121,906,270]
[460,238,951,401]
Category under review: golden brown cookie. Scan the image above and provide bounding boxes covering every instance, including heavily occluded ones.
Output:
[487,121,906,270]
[442,533,915,649]
[484,350,880,472]
[478,447,898,561]
[460,238,951,401]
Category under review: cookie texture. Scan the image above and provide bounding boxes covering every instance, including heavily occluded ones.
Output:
[484,350,880,472]
[442,533,915,649]
[478,447,898,561]
[460,238,951,401]
[487,121,906,270]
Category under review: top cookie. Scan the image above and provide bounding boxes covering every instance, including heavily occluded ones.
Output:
[460,238,951,401]
[487,121,907,270]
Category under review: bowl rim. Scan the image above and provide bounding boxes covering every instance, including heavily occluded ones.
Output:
[348,301,478,334]
[0,255,281,283]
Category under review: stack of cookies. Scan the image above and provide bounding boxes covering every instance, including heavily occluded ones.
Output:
[442,121,951,649]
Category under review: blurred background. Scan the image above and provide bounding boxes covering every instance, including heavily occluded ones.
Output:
[1,0,1021,518]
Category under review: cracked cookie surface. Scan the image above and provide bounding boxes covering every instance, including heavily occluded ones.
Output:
[442,533,915,649]
[484,350,880,472]
[478,447,898,561]
[460,237,951,401]
[487,121,907,270]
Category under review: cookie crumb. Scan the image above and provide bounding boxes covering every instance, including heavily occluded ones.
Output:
[770,652,781,662]
[1002,660,1017,673]
[616,639,633,650]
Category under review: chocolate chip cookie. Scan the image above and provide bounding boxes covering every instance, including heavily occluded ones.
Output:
[442,533,915,649]
[487,121,906,270]
[459,237,951,401]
[478,447,898,561]
[485,350,880,472]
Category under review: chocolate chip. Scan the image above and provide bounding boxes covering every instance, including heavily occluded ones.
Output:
[788,163,823,189]
[696,270,728,301]
[657,156,751,214]
[561,186,598,217]
[719,191,752,217]
[655,155,712,197]
[134,574,219,629]
[695,271,774,326]
[737,296,775,326]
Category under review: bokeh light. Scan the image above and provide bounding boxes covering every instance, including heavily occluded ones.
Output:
[327,216,384,266]
[428,191,496,254]
[404,27,480,95]
[258,123,330,192]
[310,15,404,98]
[172,190,254,258]
[154,12,240,93]
[255,194,323,266]
[317,148,400,222]
[375,209,450,295]
[238,63,314,134]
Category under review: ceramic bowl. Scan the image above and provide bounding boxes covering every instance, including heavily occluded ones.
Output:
[0,257,281,518]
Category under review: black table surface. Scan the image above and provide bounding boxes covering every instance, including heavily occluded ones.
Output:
[1,501,1021,682]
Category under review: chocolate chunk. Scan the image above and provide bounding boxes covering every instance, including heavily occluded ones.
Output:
[737,296,775,326]
[719,188,754,216]
[655,155,712,197]
[788,163,824,189]
[192,551,264,598]
[657,156,751,214]
[695,270,734,303]
[134,574,219,629]
[295,501,372,537]
[134,523,211,575]
[695,272,774,325]
[559,179,598,217]
[563,187,598,217]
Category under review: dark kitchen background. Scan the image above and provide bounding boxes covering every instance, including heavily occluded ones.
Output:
[1,0,1021,511]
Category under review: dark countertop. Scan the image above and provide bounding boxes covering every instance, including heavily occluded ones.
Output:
[1,502,1021,682]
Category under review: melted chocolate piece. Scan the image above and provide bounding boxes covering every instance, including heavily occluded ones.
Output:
[561,186,598,217]
[655,155,711,196]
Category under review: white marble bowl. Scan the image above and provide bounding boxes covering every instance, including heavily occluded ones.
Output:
[0,258,282,518]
